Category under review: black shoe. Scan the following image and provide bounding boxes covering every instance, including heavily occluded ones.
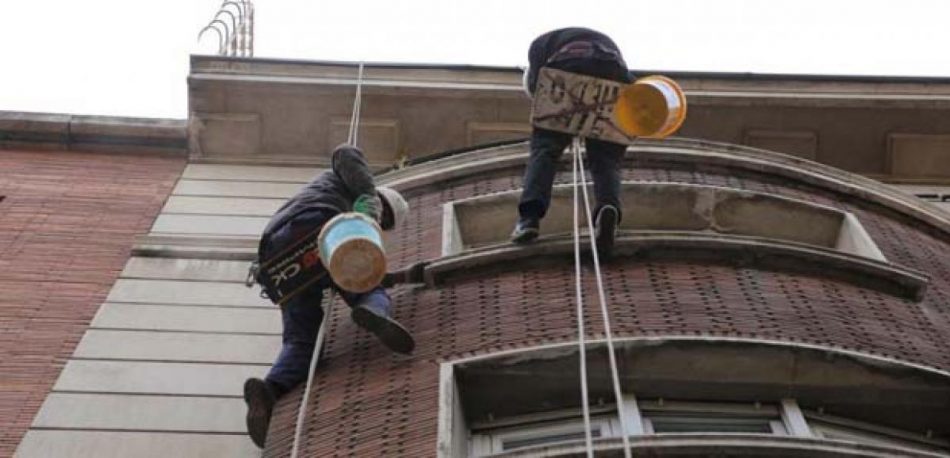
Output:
[351,305,416,354]
[510,217,540,244]
[244,378,276,449]
[595,205,619,259]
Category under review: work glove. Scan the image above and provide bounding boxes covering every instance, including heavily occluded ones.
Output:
[353,193,382,222]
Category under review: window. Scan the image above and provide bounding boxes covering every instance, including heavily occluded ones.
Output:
[639,400,786,435]
[806,411,949,455]
[439,342,950,457]
[470,399,790,456]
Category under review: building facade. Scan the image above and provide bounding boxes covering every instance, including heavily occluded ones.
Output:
[4,56,950,457]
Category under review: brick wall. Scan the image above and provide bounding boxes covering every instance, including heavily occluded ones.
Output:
[264,159,950,457]
[0,150,184,456]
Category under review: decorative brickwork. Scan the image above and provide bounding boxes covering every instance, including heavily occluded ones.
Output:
[0,150,184,456]
[264,154,950,457]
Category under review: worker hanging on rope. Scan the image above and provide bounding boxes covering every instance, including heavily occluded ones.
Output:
[242,144,414,449]
[511,27,633,258]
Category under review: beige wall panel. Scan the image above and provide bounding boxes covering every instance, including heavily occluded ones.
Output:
[53,360,265,395]
[194,113,261,156]
[32,393,247,432]
[120,257,253,283]
[744,129,818,160]
[16,430,259,458]
[107,279,271,307]
[182,163,318,182]
[74,330,280,364]
[888,134,950,178]
[466,122,530,146]
[91,303,280,334]
[174,179,301,198]
[151,214,269,237]
[162,195,285,217]
[328,118,400,164]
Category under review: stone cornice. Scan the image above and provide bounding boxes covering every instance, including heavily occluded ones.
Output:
[378,138,950,238]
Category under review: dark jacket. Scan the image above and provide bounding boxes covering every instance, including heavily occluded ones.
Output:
[525,27,629,95]
[261,144,376,239]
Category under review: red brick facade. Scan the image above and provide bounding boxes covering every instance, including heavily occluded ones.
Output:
[263,152,950,457]
[0,150,184,456]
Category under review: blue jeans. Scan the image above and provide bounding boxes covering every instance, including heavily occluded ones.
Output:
[519,58,628,222]
[261,209,392,395]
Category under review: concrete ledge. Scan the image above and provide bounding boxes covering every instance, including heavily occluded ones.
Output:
[0,111,186,155]
[423,233,929,301]
[493,434,948,457]
[132,235,258,261]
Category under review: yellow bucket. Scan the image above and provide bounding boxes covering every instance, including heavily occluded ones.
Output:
[613,75,687,138]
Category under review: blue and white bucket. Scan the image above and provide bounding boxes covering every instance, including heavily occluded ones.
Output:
[318,212,386,293]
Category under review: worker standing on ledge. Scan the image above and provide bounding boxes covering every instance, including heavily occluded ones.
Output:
[512,27,632,257]
[243,144,414,448]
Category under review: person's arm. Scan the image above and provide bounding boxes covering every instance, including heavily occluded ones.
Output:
[331,144,383,219]
[331,144,376,197]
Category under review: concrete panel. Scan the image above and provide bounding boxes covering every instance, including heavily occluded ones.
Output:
[744,129,818,160]
[151,214,268,236]
[53,360,266,396]
[162,195,284,216]
[74,330,280,364]
[107,279,271,307]
[91,303,280,334]
[16,430,260,458]
[121,257,253,283]
[329,118,400,164]
[31,393,247,432]
[888,134,950,178]
[182,163,318,182]
[174,179,301,198]
[195,113,261,156]
[466,121,530,146]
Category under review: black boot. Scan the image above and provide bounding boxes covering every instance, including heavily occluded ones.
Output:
[510,217,540,244]
[352,303,416,354]
[244,378,277,448]
[595,205,618,259]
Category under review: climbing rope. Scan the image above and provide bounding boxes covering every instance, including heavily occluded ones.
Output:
[571,139,632,458]
[571,137,595,458]
[290,62,365,458]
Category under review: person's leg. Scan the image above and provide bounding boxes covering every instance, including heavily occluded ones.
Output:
[246,287,325,448]
[584,137,626,258]
[340,286,415,354]
[513,128,572,243]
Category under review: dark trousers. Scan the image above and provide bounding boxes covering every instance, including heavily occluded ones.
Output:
[261,209,391,395]
[519,58,629,222]
[519,129,626,221]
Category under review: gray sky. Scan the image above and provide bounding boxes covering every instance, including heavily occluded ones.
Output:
[2,0,948,119]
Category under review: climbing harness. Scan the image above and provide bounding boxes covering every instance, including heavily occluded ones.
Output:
[570,137,632,458]
[289,62,365,458]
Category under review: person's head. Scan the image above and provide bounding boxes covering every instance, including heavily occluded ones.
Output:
[377,186,408,230]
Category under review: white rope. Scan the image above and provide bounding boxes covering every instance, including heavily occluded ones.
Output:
[290,62,365,458]
[574,141,632,458]
[571,137,595,458]
[290,292,335,458]
[346,62,365,146]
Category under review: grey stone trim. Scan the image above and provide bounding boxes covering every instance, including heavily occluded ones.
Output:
[0,111,186,155]
[423,233,929,301]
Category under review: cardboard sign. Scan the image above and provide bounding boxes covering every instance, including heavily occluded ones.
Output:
[531,67,635,144]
